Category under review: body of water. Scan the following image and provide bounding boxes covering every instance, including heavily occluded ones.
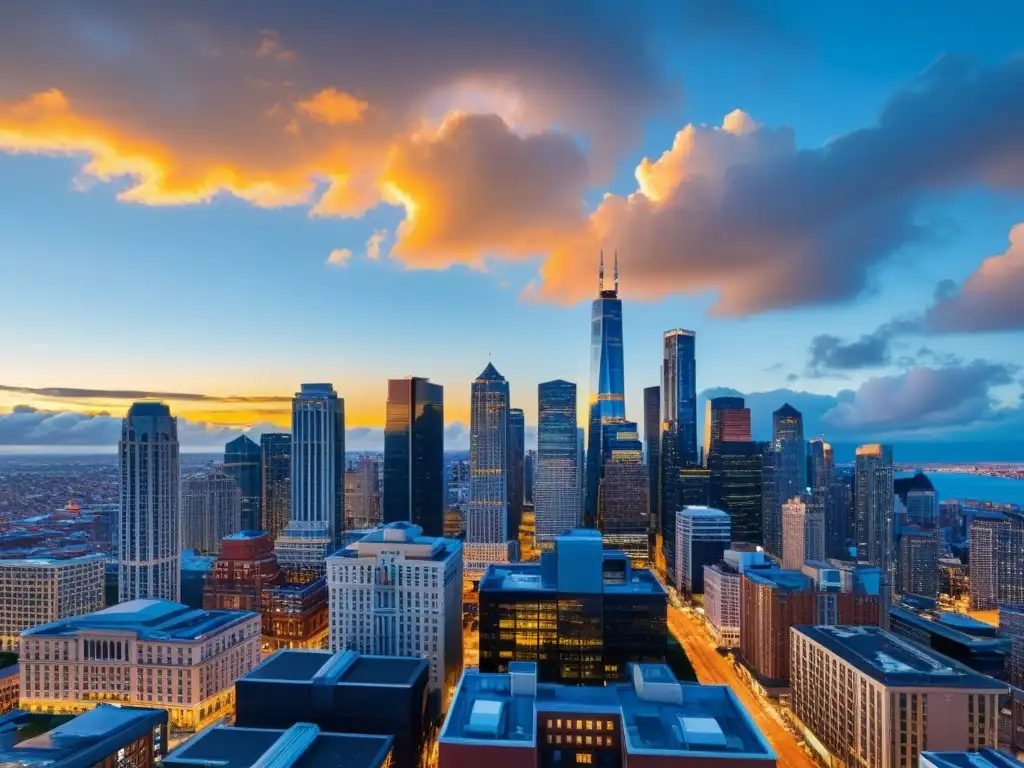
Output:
[897,471,1024,507]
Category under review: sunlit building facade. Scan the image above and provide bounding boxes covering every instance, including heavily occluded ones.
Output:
[346,455,382,531]
[535,380,580,548]
[384,377,444,536]
[782,495,824,570]
[704,396,751,459]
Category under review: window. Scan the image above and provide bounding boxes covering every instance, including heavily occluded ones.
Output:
[575,755,592,764]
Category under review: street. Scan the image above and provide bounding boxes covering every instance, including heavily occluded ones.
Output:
[667,605,816,768]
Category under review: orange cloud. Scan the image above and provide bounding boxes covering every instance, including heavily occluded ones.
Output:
[326,248,352,267]
[297,88,369,126]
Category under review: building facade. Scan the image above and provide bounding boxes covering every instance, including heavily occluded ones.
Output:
[598,420,650,565]
[704,396,751,459]
[782,495,824,570]
[507,407,526,542]
[260,432,291,542]
[642,385,660,533]
[703,563,742,647]
[384,377,444,536]
[119,402,181,603]
[18,598,260,730]
[275,383,345,574]
[897,527,939,599]
[326,522,463,704]
[855,443,895,567]
[346,455,383,531]
[1000,605,1024,687]
[969,512,1024,610]
[203,531,284,612]
[535,380,581,548]
[261,578,329,651]
[791,625,1007,768]
[224,435,262,532]
[0,555,105,652]
[181,471,242,555]
[675,507,731,596]
[707,440,764,545]
[766,404,804,558]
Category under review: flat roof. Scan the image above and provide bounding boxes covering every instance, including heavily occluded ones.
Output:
[224,530,268,540]
[0,554,106,567]
[240,649,426,687]
[22,598,257,642]
[921,748,1024,768]
[744,568,811,591]
[478,562,664,596]
[163,724,392,768]
[676,506,730,518]
[890,607,1007,650]
[441,663,775,761]
[794,626,1008,690]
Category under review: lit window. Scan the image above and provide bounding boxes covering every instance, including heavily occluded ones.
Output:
[557,719,562,729]
[586,720,593,731]
[547,719,553,729]
[576,721,582,730]
[575,754,592,764]
[596,721,602,731]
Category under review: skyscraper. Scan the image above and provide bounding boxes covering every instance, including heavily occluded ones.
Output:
[708,441,764,545]
[585,252,626,528]
[767,404,805,556]
[507,407,525,541]
[807,437,834,558]
[224,435,262,531]
[275,383,345,575]
[182,471,242,555]
[345,455,382,531]
[535,380,580,548]
[383,377,444,536]
[524,449,536,504]
[118,402,180,602]
[704,396,751,459]
[260,433,291,542]
[598,419,650,564]
[643,385,661,532]
[782,495,824,570]
[465,363,513,570]
[855,444,894,566]
[659,328,697,579]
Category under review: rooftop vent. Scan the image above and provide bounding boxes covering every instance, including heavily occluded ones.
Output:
[465,699,504,738]
[679,717,726,749]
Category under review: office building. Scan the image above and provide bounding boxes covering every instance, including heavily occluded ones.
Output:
[326,522,463,705]
[921,750,1024,768]
[465,363,514,571]
[478,529,667,685]
[896,526,939,599]
[203,530,284,611]
[535,380,580,548]
[766,404,804,558]
[826,478,853,559]
[586,253,627,528]
[261,577,329,651]
[275,384,346,575]
[234,648,429,768]
[782,495,824,570]
[508,407,526,542]
[18,598,260,730]
[643,385,661,533]
[525,449,536,505]
[704,396,751,459]
[164,724,392,768]
[181,471,242,555]
[969,512,1024,610]
[854,443,894,566]
[0,555,105,652]
[384,377,444,536]
[439,662,777,768]
[675,507,730,596]
[740,568,880,685]
[760,444,779,557]
[662,468,711,587]
[791,625,1007,768]
[260,432,292,541]
[703,547,771,647]
[118,402,181,602]
[707,440,764,545]
[0,705,168,768]
[346,455,383,531]
[889,603,1008,679]
[598,419,650,565]
[807,437,835,555]
[1001,604,1024,687]
[224,434,262,532]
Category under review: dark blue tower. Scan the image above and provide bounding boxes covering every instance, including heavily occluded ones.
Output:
[585,251,626,528]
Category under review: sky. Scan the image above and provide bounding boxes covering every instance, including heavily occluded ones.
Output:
[1,1,1023,455]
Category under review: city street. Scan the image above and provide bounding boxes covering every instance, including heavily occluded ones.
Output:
[666,605,816,768]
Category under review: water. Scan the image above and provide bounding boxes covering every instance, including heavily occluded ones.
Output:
[896,471,1024,507]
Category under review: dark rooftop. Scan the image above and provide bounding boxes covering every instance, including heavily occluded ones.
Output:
[240,649,427,688]
[243,649,334,682]
[344,656,425,685]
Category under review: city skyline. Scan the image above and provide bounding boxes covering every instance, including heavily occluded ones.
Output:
[2,3,1024,458]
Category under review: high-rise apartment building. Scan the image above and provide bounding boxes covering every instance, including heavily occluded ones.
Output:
[384,377,444,536]
[326,522,463,707]
[791,625,1006,768]
[766,404,804,557]
[897,526,939,599]
[782,495,824,570]
[275,383,345,574]
[1000,604,1024,688]
[807,437,834,556]
[659,328,697,579]
[826,478,852,559]
[643,385,661,530]
[465,363,514,571]
[855,444,895,566]
[535,380,580,548]
[182,471,242,555]
[598,419,650,565]
[119,402,181,602]
[675,507,731,596]
[708,440,764,545]
[0,555,105,652]
[346,455,382,531]
[224,435,262,532]
[507,407,526,542]
[704,396,751,459]
[969,512,1024,610]
[260,433,291,541]
[586,254,627,528]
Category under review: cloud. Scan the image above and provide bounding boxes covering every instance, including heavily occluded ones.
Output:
[254,30,295,62]
[326,248,352,267]
[0,384,290,403]
[296,88,368,126]
[806,317,923,373]
[365,229,388,260]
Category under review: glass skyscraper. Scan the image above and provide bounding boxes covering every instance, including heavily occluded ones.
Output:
[643,385,661,533]
[585,253,625,528]
[855,443,894,566]
[659,328,697,579]
[507,407,526,542]
[704,396,751,459]
[767,403,805,557]
[598,419,650,564]
[466,363,512,570]
[535,380,580,547]
[708,441,764,545]
[224,434,262,531]
[260,433,291,542]
[383,377,444,536]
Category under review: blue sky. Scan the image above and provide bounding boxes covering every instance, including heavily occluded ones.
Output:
[1,1,1022,451]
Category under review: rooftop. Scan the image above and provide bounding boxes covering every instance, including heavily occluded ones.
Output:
[163,724,392,768]
[21,598,257,642]
[441,663,775,762]
[240,649,427,687]
[328,522,462,562]
[676,506,730,519]
[478,560,663,596]
[920,748,1024,768]
[0,553,106,568]
[744,568,812,591]
[890,607,1007,650]
[223,530,269,540]
[794,626,1008,689]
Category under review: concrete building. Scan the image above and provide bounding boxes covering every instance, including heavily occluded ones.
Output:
[326,522,463,706]
[439,661,777,768]
[119,402,181,602]
[703,548,770,648]
[781,495,823,570]
[203,530,284,612]
[181,471,242,555]
[0,555,105,652]
[18,598,260,730]
[675,507,731,596]
[346,455,383,531]
[970,512,1024,610]
[790,625,1007,768]
[0,665,18,715]
[896,526,939,599]
[261,578,329,651]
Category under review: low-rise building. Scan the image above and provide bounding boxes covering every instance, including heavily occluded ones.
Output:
[439,661,777,767]
[791,625,1007,768]
[704,548,771,648]
[18,598,260,731]
[0,665,19,715]
[261,577,329,651]
[889,603,1008,679]
[203,530,284,611]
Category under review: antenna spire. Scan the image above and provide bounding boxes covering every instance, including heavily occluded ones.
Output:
[614,250,619,293]
[599,250,605,293]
